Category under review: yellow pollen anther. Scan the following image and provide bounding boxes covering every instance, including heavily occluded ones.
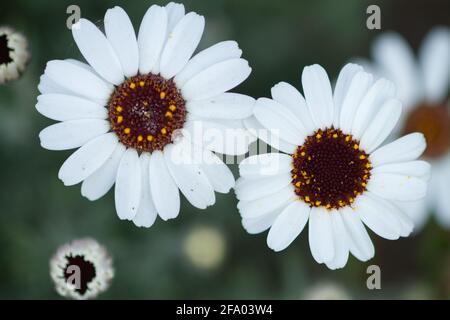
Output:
[300,151,306,157]
[326,203,331,209]
[161,128,167,135]
[359,155,366,160]
[349,198,354,203]
[124,128,131,135]
[139,81,145,87]
[137,135,143,142]
[316,133,322,139]
[129,83,136,89]
[116,106,123,112]
[345,136,351,142]
[361,182,367,187]
[160,91,166,99]
[295,182,301,188]
[165,111,173,118]
[333,133,338,138]
[169,104,176,112]
[353,144,359,150]
[147,135,154,142]
[315,201,321,206]
[305,196,310,202]
[117,116,123,124]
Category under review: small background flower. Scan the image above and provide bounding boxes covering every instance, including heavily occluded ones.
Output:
[0,26,30,84]
[0,0,449,299]
[50,238,114,300]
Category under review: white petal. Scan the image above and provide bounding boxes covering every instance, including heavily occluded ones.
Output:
[138,5,168,74]
[369,133,426,166]
[149,150,180,220]
[339,71,373,134]
[244,117,297,154]
[267,201,310,252]
[435,168,450,229]
[182,58,251,101]
[58,133,118,186]
[359,98,402,153]
[45,60,112,103]
[39,119,110,151]
[104,6,139,77]
[354,194,401,240]
[325,211,350,270]
[370,193,414,237]
[165,2,185,32]
[164,143,215,209]
[187,93,254,119]
[239,153,293,179]
[419,27,450,103]
[371,160,431,181]
[133,153,158,228]
[242,211,279,235]
[340,206,375,261]
[333,63,364,127]
[184,119,253,156]
[36,94,107,122]
[308,207,335,264]
[81,143,126,201]
[237,185,296,219]
[372,32,422,106]
[301,64,334,129]
[351,78,396,139]
[159,12,205,79]
[72,19,124,85]
[175,41,242,87]
[115,148,141,220]
[394,198,429,232]
[271,82,316,134]
[253,97,306,145]
[38,74,73,96]
[367,173,427,202]
[199,149,235,193]
[235,173,292,202]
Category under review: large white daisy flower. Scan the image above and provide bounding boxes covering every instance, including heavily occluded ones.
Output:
[36,3,254,227]
[238,63,430,270]
[359,27,450,229]
[0,26,30,84]
[50,238,114,300]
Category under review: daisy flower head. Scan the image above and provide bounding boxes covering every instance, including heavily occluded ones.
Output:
[237,63,430,270]
[0,26,30,84]
[50,238,113,300]
[37,3,254,227]
[359,27,450,229]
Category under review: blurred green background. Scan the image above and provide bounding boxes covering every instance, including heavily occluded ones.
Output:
[0,0,449,299]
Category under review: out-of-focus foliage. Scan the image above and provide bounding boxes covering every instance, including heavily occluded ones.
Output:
[0,0,449,299]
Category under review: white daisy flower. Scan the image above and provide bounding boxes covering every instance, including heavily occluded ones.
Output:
[50,238,114,300]
[238,63,430,270]
[359,27,450,229]
[0,26,30,84]
[36,3,254,227]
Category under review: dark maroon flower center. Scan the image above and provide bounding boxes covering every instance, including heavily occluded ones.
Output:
[291,128,371,209]
[108,74,186,152]
[0,34,13,65]
[63,255,96,296]
[403,103,450,159]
